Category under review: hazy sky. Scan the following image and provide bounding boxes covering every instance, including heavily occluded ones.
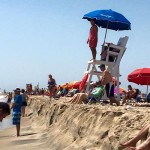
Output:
[0,0,150,92]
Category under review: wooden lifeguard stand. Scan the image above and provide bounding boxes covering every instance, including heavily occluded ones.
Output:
[85,36,129,100]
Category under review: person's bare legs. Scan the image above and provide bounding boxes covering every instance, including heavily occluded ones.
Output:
[109,97,120,106]
[72,94,80,104]
[130,136,150,150]
[121,124,150,148]
[76,93,87,104]
[90,47,97,60]
[16,124,20,136]
[49,88,55,99]
[122,96,127,105]
[70,94,80,104]
[66,94,78,103]
[21,106,26,117]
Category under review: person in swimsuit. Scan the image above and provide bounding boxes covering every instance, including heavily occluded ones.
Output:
[66,81,103,104]
[48,74,56,99]
[98,64,120,106]
[7,92,12,105]
[87,19,98,61]
[122,85,137,105]
[21,89,29,117]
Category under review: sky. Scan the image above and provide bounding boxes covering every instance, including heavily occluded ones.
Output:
[0,0,150,92]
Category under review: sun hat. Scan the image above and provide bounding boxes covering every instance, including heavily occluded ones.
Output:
[14,88,20,91]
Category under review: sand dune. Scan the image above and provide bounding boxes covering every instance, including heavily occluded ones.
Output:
[0,96,150,150]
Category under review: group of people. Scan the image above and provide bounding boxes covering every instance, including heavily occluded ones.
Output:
[47,74,80,99]
[0,74,149,149]
[47,64,120,106]
[121,85,150,105]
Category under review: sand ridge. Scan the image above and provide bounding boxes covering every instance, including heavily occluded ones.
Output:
[0,96,150,150]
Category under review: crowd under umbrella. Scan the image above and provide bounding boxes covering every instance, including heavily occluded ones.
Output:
[83,9,131,44]
[128,68,150,95]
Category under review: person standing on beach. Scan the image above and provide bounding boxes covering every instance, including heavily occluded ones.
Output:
[7,92,12,105]
[48,74,56,99]
[21,89,29,117]
[87,19,98,61]
[10,88,22,136]
[0,102,10,121]
[98,64,120,106]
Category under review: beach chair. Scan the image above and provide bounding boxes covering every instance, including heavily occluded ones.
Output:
[103,36,129,63]
[87,86,104,104]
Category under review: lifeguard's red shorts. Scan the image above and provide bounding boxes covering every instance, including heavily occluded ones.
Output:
[89,39,97,48]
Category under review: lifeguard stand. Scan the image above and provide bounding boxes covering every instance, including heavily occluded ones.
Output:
[85,36,129,100]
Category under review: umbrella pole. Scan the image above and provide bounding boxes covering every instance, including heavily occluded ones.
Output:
[103,22,109,45]
[146,85,149,95]
[116,76,120,101]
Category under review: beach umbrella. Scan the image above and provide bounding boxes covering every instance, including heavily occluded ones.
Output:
[83,9,131,44]
[79,73,88,92]
[61,81,82,89]
[114,87,127,95]
[128,68,150,94]
[68,81,81,89]
[72,81,81,89]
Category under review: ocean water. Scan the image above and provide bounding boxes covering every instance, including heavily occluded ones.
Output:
[0,95,8,103]
[0,118,12,130]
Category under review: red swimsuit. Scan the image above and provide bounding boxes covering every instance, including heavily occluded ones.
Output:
[88,25,98,48]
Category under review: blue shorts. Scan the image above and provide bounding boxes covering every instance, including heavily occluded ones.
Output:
[12,112,21,125]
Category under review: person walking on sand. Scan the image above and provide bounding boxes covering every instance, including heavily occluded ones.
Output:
[21,89,29,117]
[98,64,120,106]
[48,74,56,99]
[10,88,22,136]
[87,19,98,61]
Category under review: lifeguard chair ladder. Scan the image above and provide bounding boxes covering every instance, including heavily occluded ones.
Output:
[85,36,129,100]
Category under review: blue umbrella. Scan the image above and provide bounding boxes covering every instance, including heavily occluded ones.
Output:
[83,9,131,43]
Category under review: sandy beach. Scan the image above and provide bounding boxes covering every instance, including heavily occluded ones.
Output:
[0,96,150,150]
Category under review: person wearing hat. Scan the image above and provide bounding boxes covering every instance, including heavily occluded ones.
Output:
[10,88,22,136]
[0,102,10,122]
[98,64,120,106]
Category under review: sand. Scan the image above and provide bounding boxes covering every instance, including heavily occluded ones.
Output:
[0,96,150,150]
